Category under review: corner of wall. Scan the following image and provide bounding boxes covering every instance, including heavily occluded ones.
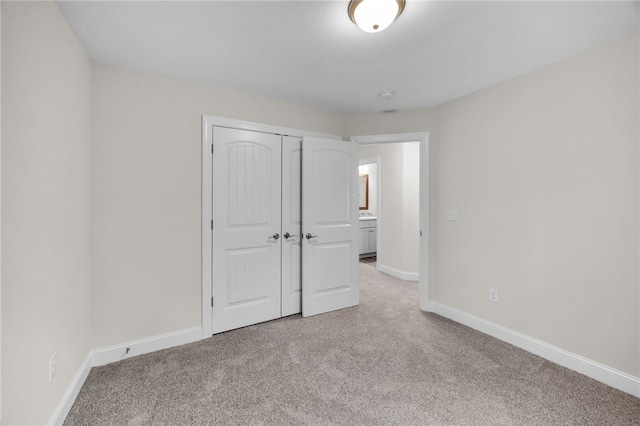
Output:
[2,2,92,424]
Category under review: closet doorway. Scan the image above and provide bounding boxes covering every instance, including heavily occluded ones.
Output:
[202,116,361,336]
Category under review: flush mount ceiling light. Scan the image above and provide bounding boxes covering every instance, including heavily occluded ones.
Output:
[348,0,406,33]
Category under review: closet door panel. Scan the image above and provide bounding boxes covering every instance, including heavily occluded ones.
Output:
[302,137,359,317]
[213,127,282,333]
[281,136,302,316]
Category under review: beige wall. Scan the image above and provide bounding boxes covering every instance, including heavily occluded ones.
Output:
[359,142,420,275]
[348,35,640,376]
[1,2,92,425]
[435,34,639,376]
[91,63,346,349]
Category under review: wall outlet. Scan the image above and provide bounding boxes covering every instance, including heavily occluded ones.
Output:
[489,288,499,303]
[49,352,57,381]
[446,209,458,221]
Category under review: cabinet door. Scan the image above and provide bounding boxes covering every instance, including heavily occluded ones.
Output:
[369,228,377,253]
[359,228,369,254]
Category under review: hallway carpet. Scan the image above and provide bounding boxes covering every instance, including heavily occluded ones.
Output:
[64,264,640,425]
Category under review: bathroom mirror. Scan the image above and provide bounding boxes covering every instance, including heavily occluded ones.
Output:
[359,174,369,210]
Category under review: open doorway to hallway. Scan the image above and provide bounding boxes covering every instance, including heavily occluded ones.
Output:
[358,141,420,282]
[351,131,429,311]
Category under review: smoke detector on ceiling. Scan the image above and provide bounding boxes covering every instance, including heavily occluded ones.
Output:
[379,90,394,100]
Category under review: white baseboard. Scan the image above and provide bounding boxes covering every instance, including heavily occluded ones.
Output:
[47,353,92,426]
[377,263,419,282]
[92,326,203,367]
[425,301,640,398]
[48,326,203,425]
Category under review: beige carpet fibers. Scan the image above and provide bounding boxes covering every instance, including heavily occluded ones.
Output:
[65,263,640,425]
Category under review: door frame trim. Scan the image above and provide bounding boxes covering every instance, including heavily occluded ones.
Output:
[350,132,430,311]
[202,115,341,338]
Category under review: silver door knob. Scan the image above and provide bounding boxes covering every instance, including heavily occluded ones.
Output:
[269,233,280,240]
[283,232,297,240]
[305,233,318,239]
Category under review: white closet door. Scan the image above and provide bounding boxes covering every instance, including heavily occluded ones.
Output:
[281,136,302,316]
[301,137,359,317]
[212,127,282,333]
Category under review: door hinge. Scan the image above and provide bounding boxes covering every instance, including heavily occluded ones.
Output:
[211,220,213,230]
[211,297,214,307]
[211,144,214,154]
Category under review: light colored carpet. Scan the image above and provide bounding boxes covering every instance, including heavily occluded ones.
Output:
[65,263,640,425]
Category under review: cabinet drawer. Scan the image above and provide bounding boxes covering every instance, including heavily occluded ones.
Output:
[359,219,377,229]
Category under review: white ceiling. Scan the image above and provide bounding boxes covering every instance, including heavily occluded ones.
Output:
[57,1,639,113]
